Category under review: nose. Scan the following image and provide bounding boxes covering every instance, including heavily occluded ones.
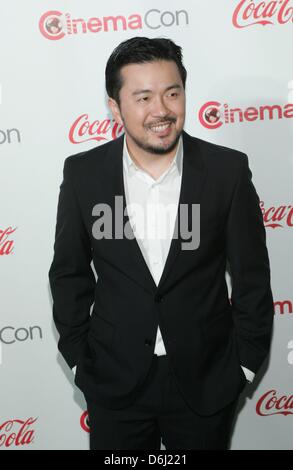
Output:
[151,95,169,117]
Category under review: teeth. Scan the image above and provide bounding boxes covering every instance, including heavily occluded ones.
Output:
[150,123,171,133]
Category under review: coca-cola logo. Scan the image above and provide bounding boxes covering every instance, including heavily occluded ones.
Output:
[39,9,189,41]
[0,227,16,255]
[80,411,90,433]
[199,101,293,129]
[233,0,293,28]
[256,390,293,416]
[260,201,293,228]
[69,114,124,144]
[0,417,37,448]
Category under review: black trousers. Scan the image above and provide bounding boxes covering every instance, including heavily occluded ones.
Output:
[85,354,239,450]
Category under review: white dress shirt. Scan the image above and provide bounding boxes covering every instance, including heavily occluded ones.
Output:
[123,136,183,356]
[73,135,255,383]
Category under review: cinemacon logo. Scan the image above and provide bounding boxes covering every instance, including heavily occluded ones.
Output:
[233,0,293,28]
[39,9,189,40]
[80,411,90,433]
[199,101,293,129]
[0,326,43,344]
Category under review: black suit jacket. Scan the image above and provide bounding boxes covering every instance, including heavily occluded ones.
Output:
[48,130,274,415]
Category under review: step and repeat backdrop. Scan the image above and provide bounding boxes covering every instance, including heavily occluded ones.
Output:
[0,0,292,450]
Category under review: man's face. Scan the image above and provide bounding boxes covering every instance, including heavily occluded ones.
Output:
[108,60,186,155]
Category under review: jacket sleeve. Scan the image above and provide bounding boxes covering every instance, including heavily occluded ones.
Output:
[48,156,95,368]
[226,154,274,374]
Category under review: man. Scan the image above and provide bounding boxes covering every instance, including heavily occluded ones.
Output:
[48,37,274,450]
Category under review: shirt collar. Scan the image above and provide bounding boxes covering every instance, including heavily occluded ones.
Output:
[123,134,183,179]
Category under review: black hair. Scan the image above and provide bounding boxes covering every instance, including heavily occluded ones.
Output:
[105,36,187,106]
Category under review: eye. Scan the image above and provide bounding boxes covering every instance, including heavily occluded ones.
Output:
[168,92,179,98]
[138,96,149,102]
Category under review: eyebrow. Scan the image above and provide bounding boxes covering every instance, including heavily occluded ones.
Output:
[132,84,182,96]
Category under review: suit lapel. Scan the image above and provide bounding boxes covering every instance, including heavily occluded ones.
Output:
[104,135,158,294]
[104,130,207,295]
[157,131,207,291]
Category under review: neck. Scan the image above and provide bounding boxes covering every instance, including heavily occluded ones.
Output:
[125,135,179,180]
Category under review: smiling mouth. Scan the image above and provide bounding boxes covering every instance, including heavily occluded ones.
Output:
[148,122,173,135]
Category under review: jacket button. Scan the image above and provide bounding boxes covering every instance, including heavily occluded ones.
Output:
[154,294,163,303]
[145,339,152,346]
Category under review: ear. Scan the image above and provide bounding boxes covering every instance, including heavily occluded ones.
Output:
[108,98,123,125]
